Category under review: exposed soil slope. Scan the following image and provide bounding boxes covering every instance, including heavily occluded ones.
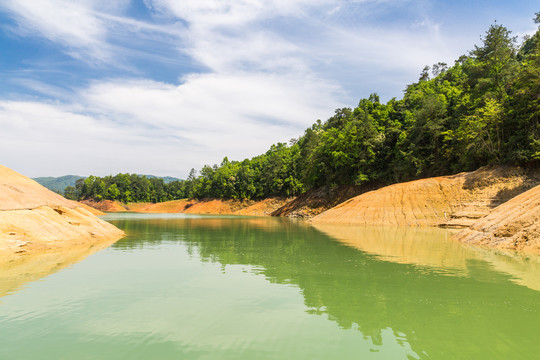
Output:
[0,165,76,211]
[182,198,288,215]
[181,199,235,214]
[234,198,290,216]
[81,199,128,212]
[84,198,290,217]
[456,184,540,253]
[271,185,367,218]
[310,166,540,227]
[0,165,124,255]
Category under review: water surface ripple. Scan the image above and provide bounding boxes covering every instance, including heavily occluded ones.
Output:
[1,213,539,359]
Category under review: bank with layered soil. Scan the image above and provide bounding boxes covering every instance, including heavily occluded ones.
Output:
[81,197,291,217]
[309,166,540,227]
[308,166,540,253]
[79,166,540,253]
[0,165,124,256]
[456,184,540,253]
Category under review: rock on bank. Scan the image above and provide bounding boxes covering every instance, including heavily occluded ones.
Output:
[0,165,124,254]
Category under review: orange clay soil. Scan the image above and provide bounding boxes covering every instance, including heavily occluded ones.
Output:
[84,198,290,216]
[81,199,128,212]
[178,198,289,215]
[82,199,193,213]
[456,184,540,253]
[234,198,290,216]
[310,166,540,227]
[0,165,124,256]
[125,200,192,213]
[271,185,367,218]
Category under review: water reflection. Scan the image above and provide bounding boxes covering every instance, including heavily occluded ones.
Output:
[105,214,540,359]
[0,237,118,299]
[2,214,539,359]
[312,223,540,291]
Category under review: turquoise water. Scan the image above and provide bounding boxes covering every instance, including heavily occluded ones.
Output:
[1,213,539,359]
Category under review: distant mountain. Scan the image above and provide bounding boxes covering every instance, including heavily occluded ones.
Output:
[33,174,182,193]
[33,175,84,193]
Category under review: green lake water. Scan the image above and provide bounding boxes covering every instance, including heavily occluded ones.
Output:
[1,213,540,359]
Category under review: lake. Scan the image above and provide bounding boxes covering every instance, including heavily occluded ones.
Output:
[1,213,539,359]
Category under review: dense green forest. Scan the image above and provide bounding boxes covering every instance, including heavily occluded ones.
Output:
[64,174,185,203]
[70,16,540,203]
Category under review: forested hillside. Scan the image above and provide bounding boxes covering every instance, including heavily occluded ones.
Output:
[73,16,540,203]
[33,175,84,193]
[64,174,185,203]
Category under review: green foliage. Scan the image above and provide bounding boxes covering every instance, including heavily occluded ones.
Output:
[73,16,540,203]
[72,174,188,203]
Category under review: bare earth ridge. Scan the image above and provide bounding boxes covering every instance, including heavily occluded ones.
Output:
[309,166,539,228]
[0,165,124,256]
[456,184,540,253]
[79,166,540,254]
[82,197,290,217]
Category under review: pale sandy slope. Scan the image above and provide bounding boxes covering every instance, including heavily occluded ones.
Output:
[456,184,540,253]
[0,164,124,255]
[310,166,538,227]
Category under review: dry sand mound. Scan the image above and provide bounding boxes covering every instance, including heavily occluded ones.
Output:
[310,166,539,227]
[456,184,540,253]
[0,165,124,255]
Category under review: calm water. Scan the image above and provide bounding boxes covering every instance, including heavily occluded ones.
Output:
[1,214,540,359]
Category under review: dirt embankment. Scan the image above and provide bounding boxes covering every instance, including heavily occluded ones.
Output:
[81,199,194,213]
[310,166,540,227]
[455,184,540,253]
[81,199,129,212]
[0,165,124,256]
[271,185,368,218]
[83,197,290,217]
[234,198,291,216]
[183,197,290,216]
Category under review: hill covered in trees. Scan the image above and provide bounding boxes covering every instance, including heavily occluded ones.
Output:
[64,174,185,203]
[72,15,540,204]
[33,175,85,193]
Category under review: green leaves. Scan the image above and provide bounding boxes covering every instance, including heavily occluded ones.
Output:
[73,15,540,203]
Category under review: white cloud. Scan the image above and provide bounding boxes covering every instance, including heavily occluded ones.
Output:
[0,0,181,65]
[1,0,110,62]
[0,71,344,177]
[1,0,519,177]
[146,0,462,96]
[149,0,336,28]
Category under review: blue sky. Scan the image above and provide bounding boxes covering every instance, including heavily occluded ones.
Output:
[0,0,538,178]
